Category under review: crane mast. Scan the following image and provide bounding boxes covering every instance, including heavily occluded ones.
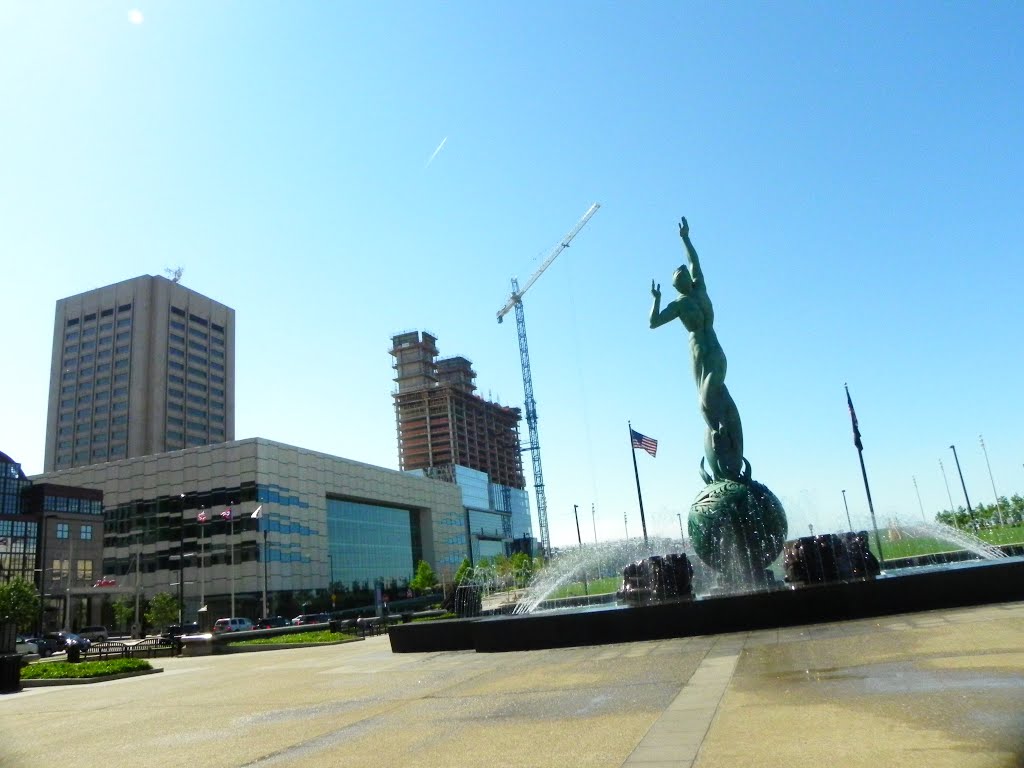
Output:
[497,203,600,556]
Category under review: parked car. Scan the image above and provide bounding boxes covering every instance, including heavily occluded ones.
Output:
[292,613,330,626]
[212,617,253,633]
[78,625,109,643]
[38,631,91,654]
[15,636,38,656]
[253,616,289,629]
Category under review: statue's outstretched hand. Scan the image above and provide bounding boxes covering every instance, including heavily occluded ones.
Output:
[651,280,661,300]
[678,217,689,238]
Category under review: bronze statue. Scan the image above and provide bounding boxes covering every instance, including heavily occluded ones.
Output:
[649,217,747,483]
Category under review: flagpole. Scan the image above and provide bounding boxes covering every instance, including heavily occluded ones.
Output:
[628,421,649,544]
[199,509,205,608]
[229,507,236,618]
[846,385,885,567]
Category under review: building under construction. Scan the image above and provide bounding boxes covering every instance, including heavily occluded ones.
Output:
[391,331,525,490]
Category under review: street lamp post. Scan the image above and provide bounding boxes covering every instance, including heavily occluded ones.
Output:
[913,476,927,525]
[677,512,685,545]
[841,489,853,532]
[979,435,1004,526]
[949,445,976,526]
[573,504,588,596]
[939,459,959,529]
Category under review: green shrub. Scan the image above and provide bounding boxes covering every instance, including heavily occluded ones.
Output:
[229,629,353,646]
[21,658,152,680]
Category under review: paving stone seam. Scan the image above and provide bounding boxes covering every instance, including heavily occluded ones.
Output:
[621,634,745,767]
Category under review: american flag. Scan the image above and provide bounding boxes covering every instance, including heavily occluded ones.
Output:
[630,429,658,458]
[220,508,233,521]
[197,510,209,524]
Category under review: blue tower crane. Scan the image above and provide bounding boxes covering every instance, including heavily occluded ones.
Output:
[497,203,601,556]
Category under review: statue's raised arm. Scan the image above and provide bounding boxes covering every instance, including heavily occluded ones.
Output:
[679,217,704,288]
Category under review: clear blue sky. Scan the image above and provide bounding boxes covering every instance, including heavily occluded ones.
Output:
[3,2,1022,548]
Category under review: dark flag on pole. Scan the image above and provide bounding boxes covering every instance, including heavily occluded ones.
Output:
[845,384,863,451]
[630,429,658,458]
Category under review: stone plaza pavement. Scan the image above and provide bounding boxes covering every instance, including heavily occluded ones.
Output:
[2,602,1023,768]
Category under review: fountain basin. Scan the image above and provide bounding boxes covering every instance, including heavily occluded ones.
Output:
[389,556,1024,653]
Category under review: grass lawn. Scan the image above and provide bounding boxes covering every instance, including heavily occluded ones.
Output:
[228,629,356,646]
[21,658,152,680]
[870,524,1024,559]
[550,576,619,599]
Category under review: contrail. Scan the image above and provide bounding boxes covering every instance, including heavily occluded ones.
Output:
[425,136,448,168]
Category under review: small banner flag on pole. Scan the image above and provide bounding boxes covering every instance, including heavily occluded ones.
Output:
[250,505,263,520]
[220,507,233,521]
[197,510,209,524]
[845,383,863,451]
[630,428,658,458]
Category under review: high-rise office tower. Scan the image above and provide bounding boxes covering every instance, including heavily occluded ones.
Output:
[390,331,525,489]
[44,275,235,471]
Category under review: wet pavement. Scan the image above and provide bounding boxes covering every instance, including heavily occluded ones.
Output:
[1,601,1022,767]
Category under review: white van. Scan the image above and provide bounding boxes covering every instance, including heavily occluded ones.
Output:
[212,617,253,633]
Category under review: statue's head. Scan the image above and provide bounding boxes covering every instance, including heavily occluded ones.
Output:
[672,266,693,295]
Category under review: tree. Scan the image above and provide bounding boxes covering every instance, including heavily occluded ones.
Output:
[144,592,178,630]
[409,560,437,594]
[112,596,135,633]
[452,557,472,587]
[0,577,40,632]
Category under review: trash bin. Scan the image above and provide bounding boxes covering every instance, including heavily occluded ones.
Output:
[0,654,20,694]
[66,644,81,663]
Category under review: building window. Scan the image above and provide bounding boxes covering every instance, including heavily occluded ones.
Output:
[170,319,185,332]
[84,312,96,323]
[192,342,208,354]
[65,331,79,342]
[118,303,132,312]
[113,387,128,398]
[117,317,131,328]
[115,359,129,369]
[114,372,128,383]
[187,381,207,393]
[169,347,185,359]
[168,401,184,413]
[171,306,186,317]
[64,344,79,355]
[170,333,185,345]
[188,313,209,327]
[80,525,93,541]
[77,560,93,580]
[116,330,130,342]
[56,523,70,539]
[189,328,207,341]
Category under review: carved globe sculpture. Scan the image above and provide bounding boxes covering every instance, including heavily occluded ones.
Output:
[688,479,788,584]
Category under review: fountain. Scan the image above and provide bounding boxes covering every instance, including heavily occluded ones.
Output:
[388,216,1024,654]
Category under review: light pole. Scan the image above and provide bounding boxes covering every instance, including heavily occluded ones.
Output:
[573,504,588,596]
[979,435,1004,526]
[591,503,597,544]
[677,512,685,545]
[949,445,976,526]
[939,459,959,529]
[841,489,853,532]
[912,476,927,524]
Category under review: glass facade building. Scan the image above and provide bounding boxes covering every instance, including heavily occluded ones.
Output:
[33,438,465,622]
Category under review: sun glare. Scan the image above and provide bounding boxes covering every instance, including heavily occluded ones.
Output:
[129,9,144,25]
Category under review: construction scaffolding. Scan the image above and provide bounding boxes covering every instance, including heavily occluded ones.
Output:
[391,332,525,490]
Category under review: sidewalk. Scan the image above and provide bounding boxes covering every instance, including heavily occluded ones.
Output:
[1,601,1022,768]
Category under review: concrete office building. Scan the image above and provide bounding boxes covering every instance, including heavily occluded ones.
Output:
[44,275,235,472]
[33,439,466,624]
